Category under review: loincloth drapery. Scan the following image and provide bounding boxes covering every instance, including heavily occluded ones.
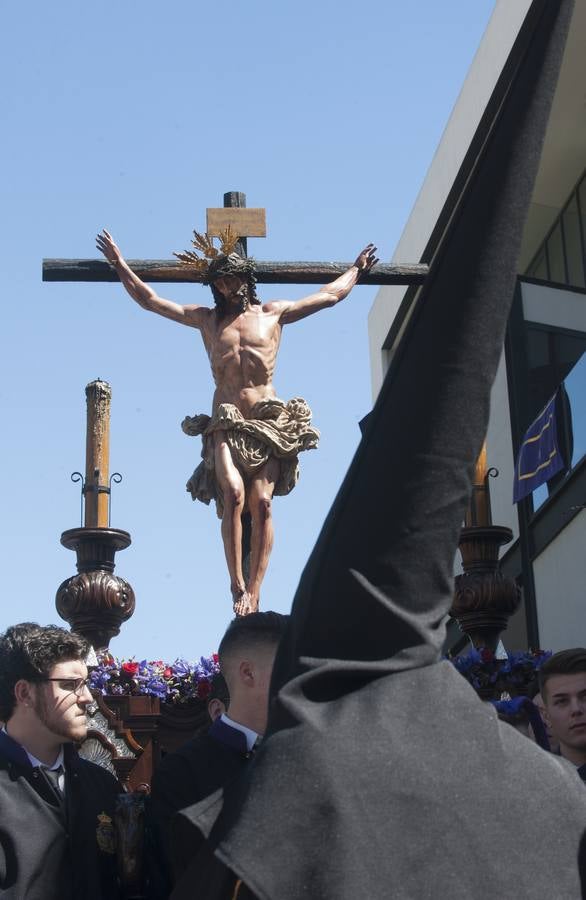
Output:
[181,397,320,518]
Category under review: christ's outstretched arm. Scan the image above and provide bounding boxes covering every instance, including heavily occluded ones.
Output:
[96,229,207,328]
[270,244,378,325]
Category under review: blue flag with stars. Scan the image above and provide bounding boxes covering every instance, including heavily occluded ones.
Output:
[513,386,569,503]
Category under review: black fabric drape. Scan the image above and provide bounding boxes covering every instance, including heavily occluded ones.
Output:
[177,3,586,898]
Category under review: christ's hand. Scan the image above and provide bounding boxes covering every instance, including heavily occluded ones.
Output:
[354,244,378,279]
[96,229,122,266]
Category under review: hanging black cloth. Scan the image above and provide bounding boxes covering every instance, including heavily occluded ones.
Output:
[174,3,586,898]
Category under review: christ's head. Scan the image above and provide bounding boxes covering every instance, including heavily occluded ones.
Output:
[207,252,260,316]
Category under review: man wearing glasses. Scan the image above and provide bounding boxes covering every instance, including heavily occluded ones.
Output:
[0,622,121,899]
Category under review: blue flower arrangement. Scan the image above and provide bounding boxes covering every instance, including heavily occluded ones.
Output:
[89,652,220,704]
[451,647,552,698]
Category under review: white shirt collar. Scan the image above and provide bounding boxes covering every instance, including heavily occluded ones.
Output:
[220,713,259,751]
[2,726,65,770]
[25,745,65,771]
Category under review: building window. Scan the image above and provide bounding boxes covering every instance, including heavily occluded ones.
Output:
[563,197,585,288]
[547,221,566,284]
[525,324,586,509]
[526,170,586,289]
[526,326,586,416]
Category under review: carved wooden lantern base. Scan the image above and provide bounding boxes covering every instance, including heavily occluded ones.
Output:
[451,525,521,652]
[56,527,135,650]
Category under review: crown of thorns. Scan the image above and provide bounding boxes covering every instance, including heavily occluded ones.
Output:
[173,226,255,284]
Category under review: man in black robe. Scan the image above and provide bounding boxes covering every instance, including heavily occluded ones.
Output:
[0,622,121,900]
[172,2,586,897]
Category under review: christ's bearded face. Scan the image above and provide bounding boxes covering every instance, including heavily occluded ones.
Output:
[213,275,249,310]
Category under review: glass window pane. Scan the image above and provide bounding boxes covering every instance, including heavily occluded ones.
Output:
[526,327,550,369]
[528,247,548,280]
[562,197,585,288]
[565,352,586,468]
[554,332,586,376]
[525,327,586,422]
[533,482,548,511]
[526,327,553,414]
[547,222,567,284]
[578,177,586,257]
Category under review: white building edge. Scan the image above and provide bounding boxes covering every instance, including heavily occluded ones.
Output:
[368,0,586,652]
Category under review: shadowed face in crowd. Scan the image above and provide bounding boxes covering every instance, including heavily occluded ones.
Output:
[533,691,559,751]
[543,672,586,758]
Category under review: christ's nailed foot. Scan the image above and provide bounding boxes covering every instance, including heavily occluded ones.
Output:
[233,591,258,617]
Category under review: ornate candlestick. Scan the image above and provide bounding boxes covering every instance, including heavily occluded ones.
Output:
[56,380,135,650]
[450,443,521,652]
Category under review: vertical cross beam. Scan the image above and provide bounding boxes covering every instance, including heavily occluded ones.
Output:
[224,191,248,257]
[219,192,254,579]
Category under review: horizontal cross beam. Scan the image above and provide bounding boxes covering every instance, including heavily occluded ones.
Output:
[42,259,428,286]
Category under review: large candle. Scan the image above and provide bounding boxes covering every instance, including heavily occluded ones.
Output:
[465,441,491,528]
[84,380,111,528]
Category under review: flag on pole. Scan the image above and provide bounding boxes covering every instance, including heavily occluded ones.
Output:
[513,385,572,502]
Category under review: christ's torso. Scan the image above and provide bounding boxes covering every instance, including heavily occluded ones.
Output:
[201,305,282,417]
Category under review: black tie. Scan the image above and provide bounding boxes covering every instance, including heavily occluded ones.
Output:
[41,764,64,799]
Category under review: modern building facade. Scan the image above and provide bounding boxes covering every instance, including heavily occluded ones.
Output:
[368,0,586,652]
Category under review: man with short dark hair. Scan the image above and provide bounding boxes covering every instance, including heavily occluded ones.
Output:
[207,671,230,722]
[539,648,586,779]
[149,612,288,896]
[0,622,121,899]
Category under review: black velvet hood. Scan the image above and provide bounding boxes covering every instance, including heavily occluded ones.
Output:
[176,3,586,898]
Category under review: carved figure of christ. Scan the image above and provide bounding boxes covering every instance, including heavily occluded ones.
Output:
[96,229,377,615]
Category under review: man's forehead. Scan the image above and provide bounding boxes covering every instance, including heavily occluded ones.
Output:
[49,658,87,678]
[547,671,586,696]
[225,640,278,664]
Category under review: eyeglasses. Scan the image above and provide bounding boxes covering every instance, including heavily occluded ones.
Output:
[37,677,92,695]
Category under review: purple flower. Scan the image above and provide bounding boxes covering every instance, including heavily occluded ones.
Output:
[447,648,551,699]
[88,651,219,703]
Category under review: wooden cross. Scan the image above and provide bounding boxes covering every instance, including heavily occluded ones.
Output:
[43,191,428,586]
[42,190,428,286]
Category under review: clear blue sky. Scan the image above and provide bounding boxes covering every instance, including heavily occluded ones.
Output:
[0,0,495,660]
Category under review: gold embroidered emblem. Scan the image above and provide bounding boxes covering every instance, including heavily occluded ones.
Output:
[96,811,116,854]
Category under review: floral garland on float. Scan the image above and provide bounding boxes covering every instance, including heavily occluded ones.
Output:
[88,648,552,705]
[450,648,552,700]
[89,652,220,704]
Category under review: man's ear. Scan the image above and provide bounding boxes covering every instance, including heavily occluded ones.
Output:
[238,659,255,687]
[14,679,35,708]
[207,698,226,721]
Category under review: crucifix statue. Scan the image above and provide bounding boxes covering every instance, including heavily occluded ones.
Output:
[45,192,428,616]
